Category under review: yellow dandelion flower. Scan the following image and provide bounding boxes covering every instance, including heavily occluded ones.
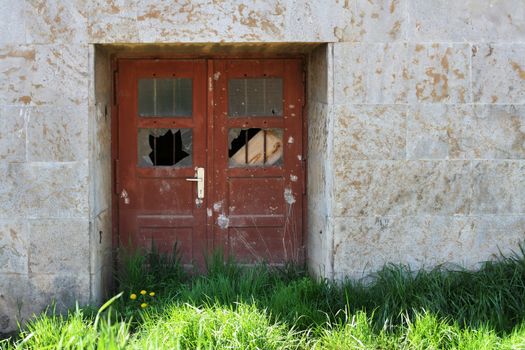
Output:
[130,293,137,300]
[141,303,148,308]
[149,292,155,297]
[140,290,147,295]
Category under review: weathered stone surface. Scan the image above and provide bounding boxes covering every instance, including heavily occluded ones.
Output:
[308,46,330,104]
[334,104,406,160]
[411,43,470,103]
[408,104,525,160]
[333,160,472,217]
[32,44,89,107]
[306,103,332,276]
[0,275,29,333]
[28,272,90,314]
[27,105,88,162]
[332,215,525,279]
[333,0,406,42]
[0,0,26,44]
[90,209,112,275]
[0,45,35,105]
[136,0,287,43]
[334,43,409,104]
[0,162,89,219]
[25,1,88,44]
[0,107,28,162]
[285,0,349,42]
[88,0,406,44]
[409,0,525,42]
[0,220,28,274]
[334,43,470,104]
[473,44,525,104]
[87,0,140,43]
[471,161,525,215]
[29,219,90,274]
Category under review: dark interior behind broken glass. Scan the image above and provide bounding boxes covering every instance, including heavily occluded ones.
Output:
[138,128,192,167]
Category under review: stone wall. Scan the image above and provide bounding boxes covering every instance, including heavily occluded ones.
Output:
[0,0,524,333]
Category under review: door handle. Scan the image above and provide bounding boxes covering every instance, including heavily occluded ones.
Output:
[186,167,204,199]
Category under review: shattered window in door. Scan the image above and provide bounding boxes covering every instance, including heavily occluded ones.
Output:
[138,128,192,167]
[228,128,283,167]
[138,78,192,117]
[228,78,283,117]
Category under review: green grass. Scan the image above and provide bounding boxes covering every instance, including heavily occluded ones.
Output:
[3,246,525,349]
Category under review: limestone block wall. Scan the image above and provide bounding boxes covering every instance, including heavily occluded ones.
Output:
[329,1,525,278]
[0,0,524,333]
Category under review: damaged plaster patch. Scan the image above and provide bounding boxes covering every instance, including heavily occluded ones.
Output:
[217,214,229,229]
[213,71,221,80]
[290,174,298,182]
[284,188,296,204]
[288,136,294,144]
[207,208,212,217]
[213,201,223,212]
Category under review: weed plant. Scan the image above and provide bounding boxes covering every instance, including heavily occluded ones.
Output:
[3,245,525,349]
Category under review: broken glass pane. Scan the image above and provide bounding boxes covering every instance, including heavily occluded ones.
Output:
[228,128,283,167]
[138,128,192,167]
[138,78,192,117]
[228,78,283,117]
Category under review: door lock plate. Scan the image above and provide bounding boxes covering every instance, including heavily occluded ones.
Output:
[186,167,205,199]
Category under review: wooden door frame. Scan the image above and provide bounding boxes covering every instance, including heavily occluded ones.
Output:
[110,54,309,264]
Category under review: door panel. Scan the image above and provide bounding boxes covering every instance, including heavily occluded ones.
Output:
[116,58,304,267]
[117,60,207,267]
[212,59,304,264]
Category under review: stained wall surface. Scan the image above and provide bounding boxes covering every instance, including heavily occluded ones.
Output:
[0,0,524,333]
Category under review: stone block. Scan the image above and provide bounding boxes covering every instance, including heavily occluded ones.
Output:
[285,0,349,42]
[411,43,470,103]
[0,220,28,274]
[29,219,90,274]
[135,0,286,43]
[0,162,89,219]
[332,215,525,279]
[473,44,525,104]
[0,0,26,44]
[333,160,472,217]
[28,272,90,314]
[0,107,28,162]
[409,0,525,42]
[471,161,525,215]
[334,104,406,160]
[0,45,35,105]
[87,0,139,43]
[25,1,88,44]
[408,104,525,160]
[334,0,407,42]
[469,216,525,261]
[32,44,89,107]
[0,275,29,333]
[334,43,409,104]
[27,105,88,162]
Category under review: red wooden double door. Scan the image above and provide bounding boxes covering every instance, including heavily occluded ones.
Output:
[115,59,305,267]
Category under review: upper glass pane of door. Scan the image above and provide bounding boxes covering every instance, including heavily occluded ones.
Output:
[138,78,192,117]
[228,78,283,117]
